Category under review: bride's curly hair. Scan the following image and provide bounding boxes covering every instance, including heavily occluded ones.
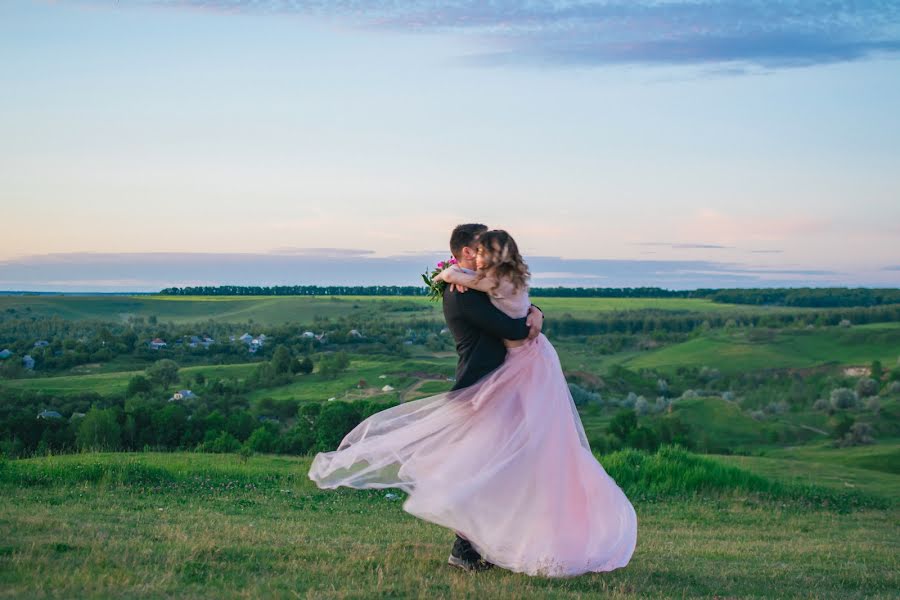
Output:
[476,229,530,295]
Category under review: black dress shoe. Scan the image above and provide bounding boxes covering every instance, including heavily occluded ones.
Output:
[448,535,494,572]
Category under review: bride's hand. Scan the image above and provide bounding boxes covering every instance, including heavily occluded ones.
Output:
[451,283,469,293]
[526,306,543,339]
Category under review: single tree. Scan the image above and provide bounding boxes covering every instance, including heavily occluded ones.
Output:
[146,359,180,390]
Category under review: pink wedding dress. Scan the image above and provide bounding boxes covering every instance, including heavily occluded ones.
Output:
[308,333,637,577]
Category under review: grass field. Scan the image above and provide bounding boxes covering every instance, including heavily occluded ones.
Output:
[1,363,260,397]
[245,357,455,404]
[623,324,900,373]
[1,449,896,599]
[0,294,803,326]
[761,439,900,476]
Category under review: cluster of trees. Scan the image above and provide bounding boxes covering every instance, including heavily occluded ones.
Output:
[0,395,395,459]
[547,304,900,337]
[707,288,900,308]
[160,285,430,296]
[588,411,693,455]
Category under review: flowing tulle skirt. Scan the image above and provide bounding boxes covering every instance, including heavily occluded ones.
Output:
[308,334,637,577]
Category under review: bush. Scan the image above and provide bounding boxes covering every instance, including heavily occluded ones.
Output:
[245,426,279,454]
[279,424,317,455]
[318,352,350,379]
[271,345,293,375]
[568,382,601,407]
[125,375,152,398]
[76,406,121,451]
[830,387,858,410]
[834,422,875,447]
[864,396,881,414]
[888,381,900,395]
[292,356,314,375]
[627,425,660,451]
[813,398,829,411]
[608,411,637,442]
[830,414,855,439]
[588,433,622,454]
[599,446,885,510]
[315,401,363,451]
[634,396,650,416]
[146,359,180,390]
[856,377,879,398]
[199,431,241,453]
[765,400,789,415]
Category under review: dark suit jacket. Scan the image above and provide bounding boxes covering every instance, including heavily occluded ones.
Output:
[442,286,531,391]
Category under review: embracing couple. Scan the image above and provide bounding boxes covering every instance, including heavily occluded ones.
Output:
[309,224,637,578]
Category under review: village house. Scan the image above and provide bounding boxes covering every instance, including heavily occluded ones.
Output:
[169,390,196,402]
[37,410,62,419]
[0,349,11,359]
[148,338,167,350]
[186,335,214,349]
[22,355,35,370]
[34,340,50,348]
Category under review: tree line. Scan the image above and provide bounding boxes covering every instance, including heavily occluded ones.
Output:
[158,285,900,307]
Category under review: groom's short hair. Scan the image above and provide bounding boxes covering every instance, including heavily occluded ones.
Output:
[450,223,488,258]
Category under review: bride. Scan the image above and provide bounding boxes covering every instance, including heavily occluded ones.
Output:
[308,229,637,578]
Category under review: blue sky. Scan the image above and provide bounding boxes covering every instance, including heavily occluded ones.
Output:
[1,0,899,291]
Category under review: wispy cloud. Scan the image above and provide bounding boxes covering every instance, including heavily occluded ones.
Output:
[635,242,730,249]
[94,1,900,70]
[268,247,375,257]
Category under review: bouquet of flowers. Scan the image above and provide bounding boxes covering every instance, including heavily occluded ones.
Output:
[422,257,457,301]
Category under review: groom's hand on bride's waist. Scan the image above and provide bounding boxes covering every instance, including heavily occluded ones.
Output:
[526,305,543,339]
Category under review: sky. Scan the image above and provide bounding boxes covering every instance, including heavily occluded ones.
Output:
[1,0,899,291]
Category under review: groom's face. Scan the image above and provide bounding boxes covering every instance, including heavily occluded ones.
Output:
[457,244,478,269]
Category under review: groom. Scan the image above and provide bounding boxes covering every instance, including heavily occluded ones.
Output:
[442,223,543,572]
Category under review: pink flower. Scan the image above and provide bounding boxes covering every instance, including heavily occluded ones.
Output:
[449,257,457,264]
[437,261,445,269]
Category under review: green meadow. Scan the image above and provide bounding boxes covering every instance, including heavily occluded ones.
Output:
[2,293,899,598]
[623,324,900,373]
[0,294,791,325]
[2,363,260,397]
[0,448,896,599]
